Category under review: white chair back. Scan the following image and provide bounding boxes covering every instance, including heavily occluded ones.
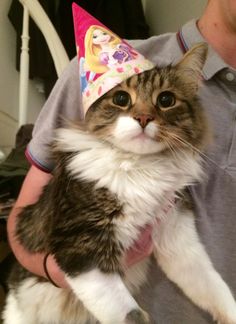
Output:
[18,0,70,126]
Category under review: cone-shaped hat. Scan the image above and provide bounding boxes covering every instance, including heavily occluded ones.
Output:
[72,3,155,113]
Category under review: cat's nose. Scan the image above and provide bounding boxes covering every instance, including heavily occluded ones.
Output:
[133,114,154,128]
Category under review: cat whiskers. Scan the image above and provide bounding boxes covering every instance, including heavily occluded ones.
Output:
[66,174,73,193]
[161,129,222,170]
[158,132,182,160]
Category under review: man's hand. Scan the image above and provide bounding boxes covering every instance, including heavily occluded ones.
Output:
[125,224,153,267]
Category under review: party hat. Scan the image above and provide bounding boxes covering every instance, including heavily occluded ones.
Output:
[72,3,155,114]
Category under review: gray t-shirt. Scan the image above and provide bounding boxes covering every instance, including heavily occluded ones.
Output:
[26,20,236,323]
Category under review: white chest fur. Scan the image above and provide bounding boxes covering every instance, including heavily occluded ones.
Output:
[56,129,203,249]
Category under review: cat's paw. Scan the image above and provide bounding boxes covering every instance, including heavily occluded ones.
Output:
[216,317,236,324]
[217,319,236,324]
[215,309,236,324]
[125,309,150,324]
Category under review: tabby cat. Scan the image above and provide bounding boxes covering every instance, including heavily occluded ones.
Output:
[3,44,236,324]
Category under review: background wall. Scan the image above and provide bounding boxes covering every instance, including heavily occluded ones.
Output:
[143,0,207,35]
[0,0,45,155]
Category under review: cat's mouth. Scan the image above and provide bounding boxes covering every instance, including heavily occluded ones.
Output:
[131,130,158,143]
[132,133,152,140]
[111,118,166,154]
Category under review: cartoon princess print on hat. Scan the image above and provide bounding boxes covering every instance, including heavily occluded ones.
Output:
[85,25,138,73]
[80,24,139,91]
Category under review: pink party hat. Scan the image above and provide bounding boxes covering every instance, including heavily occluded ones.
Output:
[72,3,155,114]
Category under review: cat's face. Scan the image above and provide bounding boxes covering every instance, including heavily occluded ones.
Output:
[85,44,208,155]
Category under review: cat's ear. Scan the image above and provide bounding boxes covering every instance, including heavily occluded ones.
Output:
[175,43,208,88]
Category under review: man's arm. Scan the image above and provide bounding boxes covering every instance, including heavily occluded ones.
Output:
[7,165,69,288]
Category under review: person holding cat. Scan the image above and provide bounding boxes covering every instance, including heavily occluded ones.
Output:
[6,0,236,323]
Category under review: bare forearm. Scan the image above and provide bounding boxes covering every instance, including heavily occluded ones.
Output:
[8,212,68,287]
[7,165,69,288]
[7,206,45,276]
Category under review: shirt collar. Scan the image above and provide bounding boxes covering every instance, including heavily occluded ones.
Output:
[179,20,228,80]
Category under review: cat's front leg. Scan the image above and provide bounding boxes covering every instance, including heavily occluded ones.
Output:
[66,269,150,324]
[153,208,236,324]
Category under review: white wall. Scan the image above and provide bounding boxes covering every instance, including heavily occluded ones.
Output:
[143,0,207,35]
[0,0,45,154]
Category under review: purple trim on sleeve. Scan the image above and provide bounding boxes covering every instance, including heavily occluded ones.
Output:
[176,31,188,53]
[25,146,52,173]
[176,30,207,80]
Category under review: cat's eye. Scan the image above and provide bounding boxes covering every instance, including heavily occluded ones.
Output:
[157,91,176,109]
[112,91,131,107]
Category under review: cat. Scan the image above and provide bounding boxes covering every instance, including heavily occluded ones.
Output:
[3,43,236,324]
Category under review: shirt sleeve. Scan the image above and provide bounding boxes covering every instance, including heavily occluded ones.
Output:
[25,57,83,172]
